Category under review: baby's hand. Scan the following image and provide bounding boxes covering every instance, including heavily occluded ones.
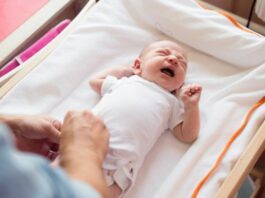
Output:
[122,66,135,77]
[179,84,202,106]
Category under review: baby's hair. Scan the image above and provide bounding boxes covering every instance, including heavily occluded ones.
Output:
[139,40,188,60]
[138,44,152,58]
[139,39,164,58]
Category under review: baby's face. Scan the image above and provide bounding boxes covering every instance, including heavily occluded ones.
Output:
[133,40,187,92]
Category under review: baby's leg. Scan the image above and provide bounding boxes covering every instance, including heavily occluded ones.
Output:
[109,183,122,198]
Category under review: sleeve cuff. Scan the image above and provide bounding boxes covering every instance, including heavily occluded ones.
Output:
[101,75,118,96]
[71,180,101,198]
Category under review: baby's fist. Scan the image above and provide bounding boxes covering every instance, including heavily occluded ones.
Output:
[179,84,202,105]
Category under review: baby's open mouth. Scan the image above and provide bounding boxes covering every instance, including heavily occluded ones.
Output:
[161,67,175,77]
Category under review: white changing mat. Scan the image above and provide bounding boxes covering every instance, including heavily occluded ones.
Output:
[0,0,265,197]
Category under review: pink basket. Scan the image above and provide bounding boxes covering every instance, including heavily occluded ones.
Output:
[0,19,71,78]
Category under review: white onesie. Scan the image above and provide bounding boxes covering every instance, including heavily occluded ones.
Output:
[91,75,184,195]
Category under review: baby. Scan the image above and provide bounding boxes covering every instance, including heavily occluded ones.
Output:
[89,40,202,197]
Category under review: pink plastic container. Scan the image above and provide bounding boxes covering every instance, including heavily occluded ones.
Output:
[0,19,71,78]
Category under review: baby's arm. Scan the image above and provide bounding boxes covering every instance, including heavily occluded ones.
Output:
[89,66,134,95]
[173,84,202,143]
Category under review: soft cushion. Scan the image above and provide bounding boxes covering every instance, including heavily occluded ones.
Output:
[125,0,265,67]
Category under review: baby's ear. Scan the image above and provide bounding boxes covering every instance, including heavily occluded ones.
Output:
[133,58,141,69]
[132,58,142,75]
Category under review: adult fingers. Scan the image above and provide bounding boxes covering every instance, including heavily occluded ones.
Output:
[52,120,62,130]
[63,110,76,124]
[44,124,61,143]
[41,142,59,160]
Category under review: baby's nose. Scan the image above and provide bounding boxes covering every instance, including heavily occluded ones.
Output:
[167,55,178,65]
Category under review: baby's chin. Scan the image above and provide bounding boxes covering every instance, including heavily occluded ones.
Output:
[160,85,178,93]
[158,82,180,92]
[137,74,179,92]
[158,84,178,93]
[165,85,181,93]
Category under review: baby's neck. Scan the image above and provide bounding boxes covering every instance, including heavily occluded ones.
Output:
[135,74,178,95]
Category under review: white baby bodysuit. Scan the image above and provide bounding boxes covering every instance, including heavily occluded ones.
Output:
[92,75,184,193]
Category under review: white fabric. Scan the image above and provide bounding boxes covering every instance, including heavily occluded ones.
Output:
[0,0,265,197]
[125,0,265,67]
[92,75,183,194]
[256,0,265,21]
[104,168,131,192]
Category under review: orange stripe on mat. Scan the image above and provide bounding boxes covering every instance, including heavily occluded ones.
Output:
[196,2,261,37]
[191,96,265,198]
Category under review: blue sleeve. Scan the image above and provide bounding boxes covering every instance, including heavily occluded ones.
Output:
[0,124,101,198]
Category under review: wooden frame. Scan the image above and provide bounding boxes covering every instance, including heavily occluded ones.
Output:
[216,121,265,198]
[196,2,265,195]
[0,0,96,95]
[198,1,265,36]
[197,3,265,195]
[0,0,264,197]
[0,0,76,67]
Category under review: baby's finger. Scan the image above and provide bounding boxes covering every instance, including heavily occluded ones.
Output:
[189,84,201,93]
[180,89,188,96]
[196,86,202,91]
[187,91,193,96]
[182,88,190,95]
[185,89,191,94]
[190,87,197,94]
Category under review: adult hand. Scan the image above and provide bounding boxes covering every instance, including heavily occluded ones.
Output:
[60,110,109,164]
[2,115,61,158]
[59,110,109,197]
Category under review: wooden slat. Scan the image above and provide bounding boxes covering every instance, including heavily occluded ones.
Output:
[198,0,265,35]
[0,0,96,99]
[215,121,265,198]
[0,0,74,67]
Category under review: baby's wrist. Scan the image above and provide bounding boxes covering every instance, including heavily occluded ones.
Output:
[183,102,199,110]
[123,67,134,76]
